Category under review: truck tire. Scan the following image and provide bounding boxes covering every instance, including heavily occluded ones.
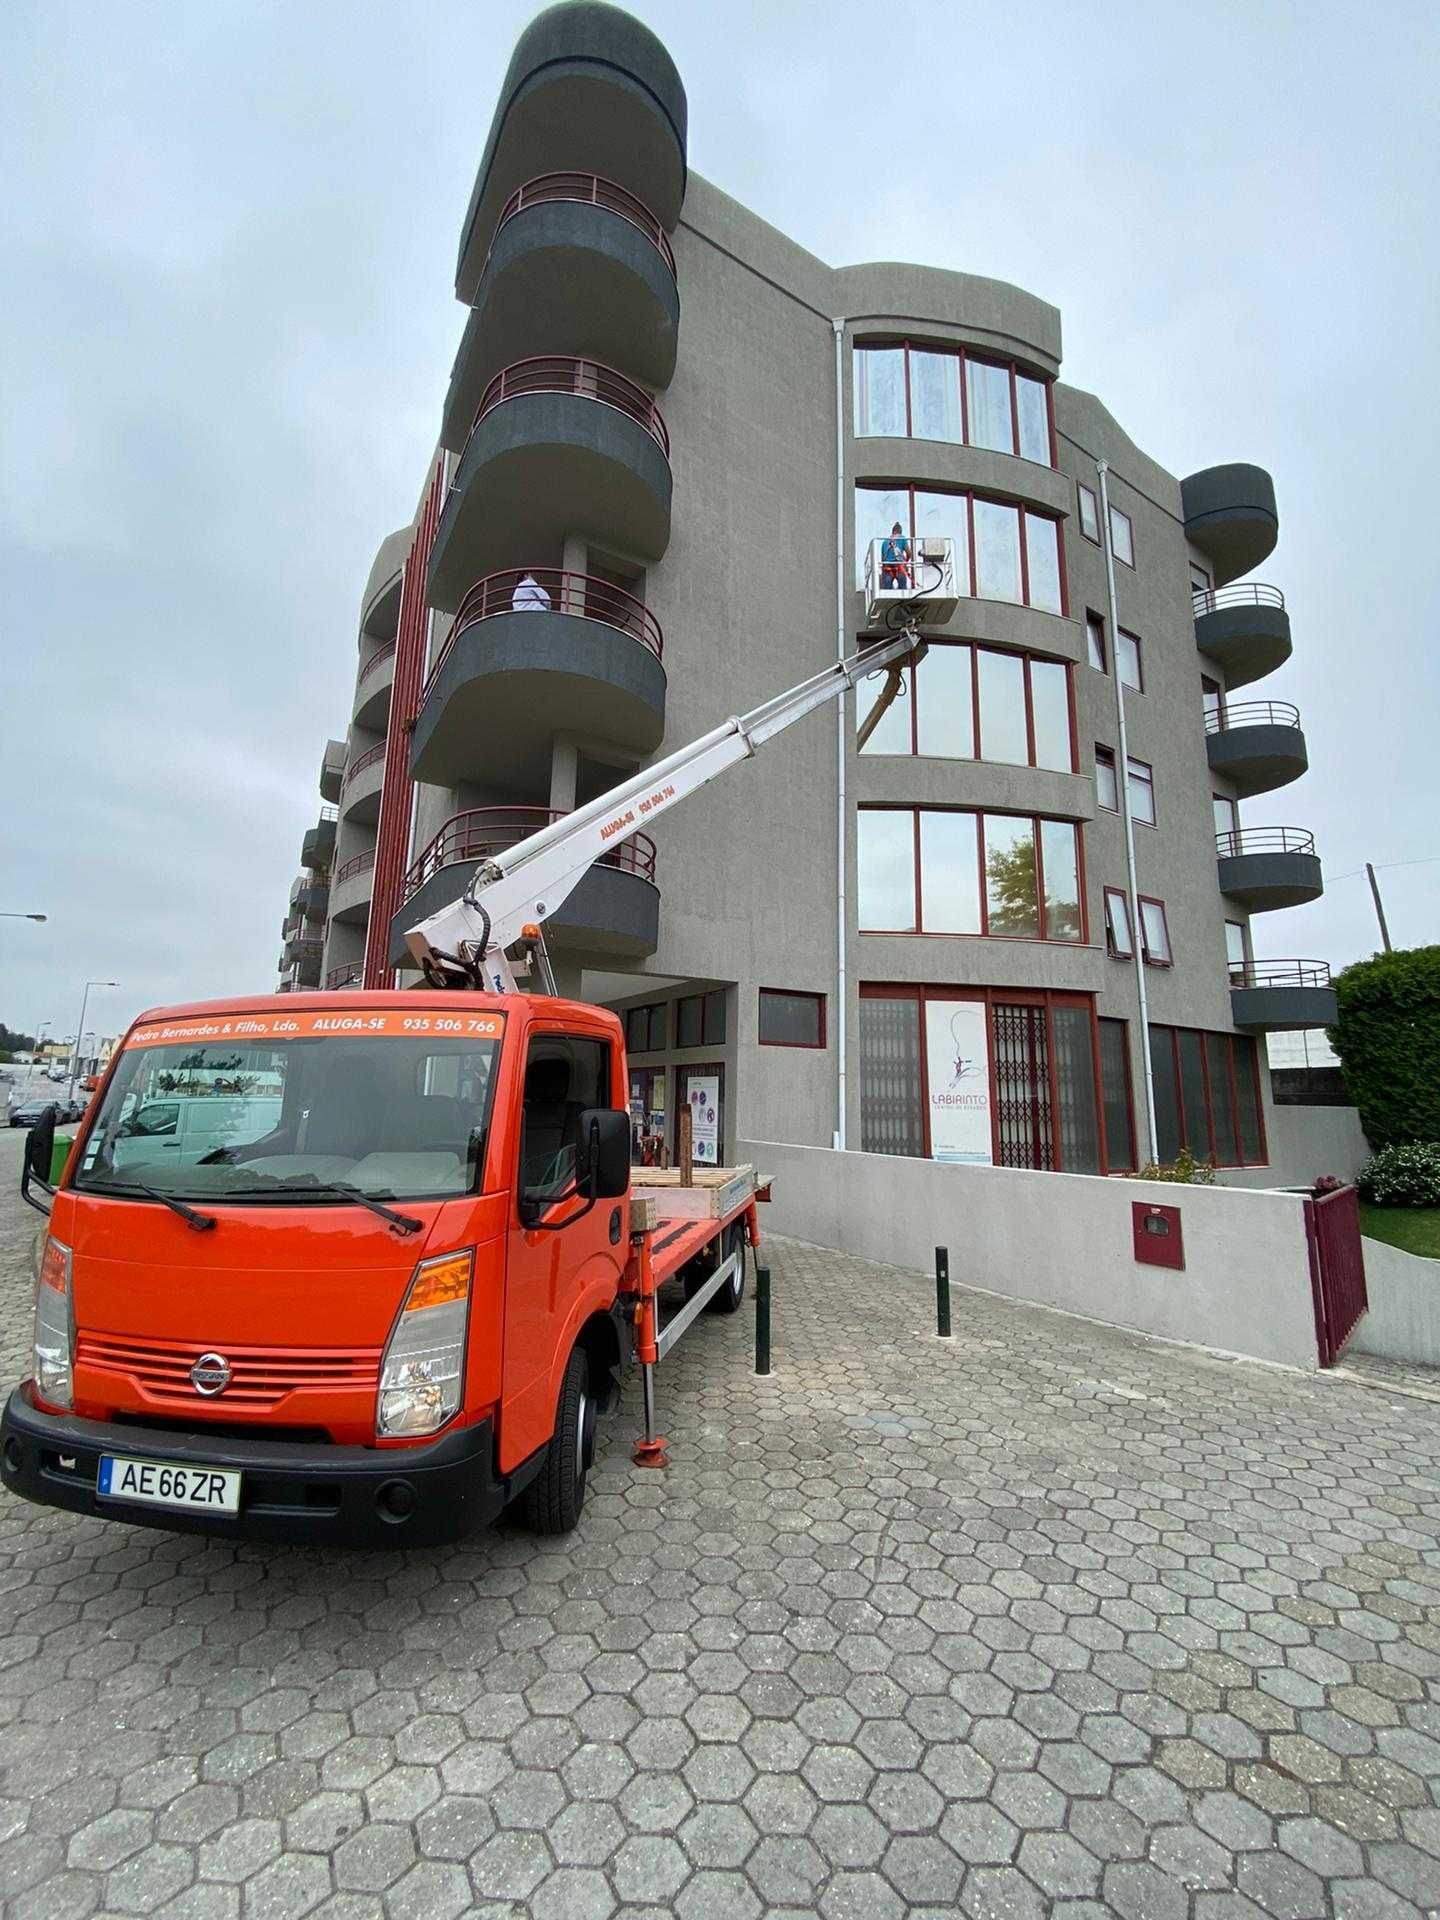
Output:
[683,1220,747,1315]
[520,1345,593,1534]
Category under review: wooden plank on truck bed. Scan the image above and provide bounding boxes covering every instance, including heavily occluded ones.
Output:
[631,1164,757,1222]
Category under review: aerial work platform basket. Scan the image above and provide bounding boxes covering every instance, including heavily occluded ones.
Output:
[863,535,960,626]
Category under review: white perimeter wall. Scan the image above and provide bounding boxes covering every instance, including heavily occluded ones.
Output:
[1222,1104,1370,1191]
[1349,1238,1440,1369]
[740,1139,1320,1372]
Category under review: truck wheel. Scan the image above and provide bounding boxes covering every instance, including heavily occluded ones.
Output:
[520,1345,593,1535]
[683,1221,747,1315]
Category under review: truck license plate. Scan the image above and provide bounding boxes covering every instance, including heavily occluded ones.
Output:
[98,1455,241,1514]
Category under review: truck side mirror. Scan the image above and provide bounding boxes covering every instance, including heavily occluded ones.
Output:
[20,1106,57,1216]
[577,1109,630,1200]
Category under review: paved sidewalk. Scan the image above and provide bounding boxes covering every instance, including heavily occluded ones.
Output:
[2,1131,1440,1917]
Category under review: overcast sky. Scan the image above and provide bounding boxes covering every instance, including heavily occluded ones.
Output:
[4,0,1437,1046]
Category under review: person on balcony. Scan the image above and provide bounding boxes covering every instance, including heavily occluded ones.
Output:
[512,573,551,612]
[880,523,912,591]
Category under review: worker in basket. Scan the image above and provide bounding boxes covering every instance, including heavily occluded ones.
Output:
[880,521,912,591]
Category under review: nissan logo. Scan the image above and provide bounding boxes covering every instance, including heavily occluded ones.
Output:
[190,1352,232,1396]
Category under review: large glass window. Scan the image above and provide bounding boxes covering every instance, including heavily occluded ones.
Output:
[1053,1006,1102,1176]
[1148,1026,1266,1168]
[859,642,1074,773]
[973,498,1023,603]
[1029,659,1071,772]
[857,811,916,930]
[854,343,1055,465]
[857,485,1064,611]
[859,810,1082,943]
[919,812,982,933]
[853,346,906,437]
[966,357,1013,453]
[976,649,1027,764]
[909,350,963,443]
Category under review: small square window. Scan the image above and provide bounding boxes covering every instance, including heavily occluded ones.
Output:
[1109,504,1135,568]
[1127,756,1156,827]
[758,990,826,1049]
[1117,629,1143,693]
[1077,485,1101,544]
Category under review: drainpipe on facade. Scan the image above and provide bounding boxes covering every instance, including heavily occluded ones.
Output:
[833,319,848,1152]
[1097,459,1160,1164]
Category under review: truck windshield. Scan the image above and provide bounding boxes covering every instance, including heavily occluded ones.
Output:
[72,1010,503,1205]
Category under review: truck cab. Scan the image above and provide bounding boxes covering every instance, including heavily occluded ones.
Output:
[2,991,642,1545]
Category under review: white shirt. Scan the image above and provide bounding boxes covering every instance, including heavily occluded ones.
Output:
[512,574,551,612]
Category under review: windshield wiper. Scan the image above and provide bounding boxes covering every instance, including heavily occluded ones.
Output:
[86,1180,216,1233]
[225,1178,423,1236]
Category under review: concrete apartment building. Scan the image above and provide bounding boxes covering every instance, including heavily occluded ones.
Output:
[283,0,1337,1183]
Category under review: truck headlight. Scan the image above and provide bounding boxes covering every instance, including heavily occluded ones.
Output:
[33,1235,75,1411]
[377,1250,472,1439]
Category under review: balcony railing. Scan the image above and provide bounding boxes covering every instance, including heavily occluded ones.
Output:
[357,639,397,687]
[402,807,658,903]
[468,357,670,458]
[1229,959,1332,990]
[1205,699,1301,736]
[493,172,677,278]
[1215,827,1316,859]
[335,848,376,884]
[425,569,663,690]
[1193,582,1285,618]
[326,963,364,990]
[344,742,387,786]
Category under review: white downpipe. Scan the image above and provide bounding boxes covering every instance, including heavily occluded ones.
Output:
[833,318,848,1152]
[1097,460,1159,1163]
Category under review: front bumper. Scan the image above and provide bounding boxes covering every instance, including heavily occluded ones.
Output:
[0,1386,530,1548]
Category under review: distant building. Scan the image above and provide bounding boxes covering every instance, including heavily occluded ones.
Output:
[281,1,1338,1182]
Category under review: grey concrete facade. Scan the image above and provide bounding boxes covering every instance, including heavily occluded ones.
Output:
[304,0,1344,1184]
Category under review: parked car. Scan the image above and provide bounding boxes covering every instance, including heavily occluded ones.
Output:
[8,1101,58,1130]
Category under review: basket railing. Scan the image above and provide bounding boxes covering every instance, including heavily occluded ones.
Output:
[402,807,657,902]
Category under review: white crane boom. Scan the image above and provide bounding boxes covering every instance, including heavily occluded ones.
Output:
[403,625,921,991]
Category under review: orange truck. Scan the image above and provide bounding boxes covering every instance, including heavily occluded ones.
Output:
[3,992,758,1546]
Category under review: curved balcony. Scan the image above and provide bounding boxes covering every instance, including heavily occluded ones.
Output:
[1193,583,1292,690]
[1217,828,1323,912]
[1182,464,1278,586]
[411,570,667,789]
[300,808,337,874]
[359,527,410,643]
[354,639,396,731]
[330,848,376,925]
[455,2,686,305]
[318,738,347,805]
[340,741,386,826]
[1230,960,1337,1033]
[326,962,364,991]
[1206,700,1307,797]
[390,807,659,967]
[443,175,679,451]
[426,358,673,613]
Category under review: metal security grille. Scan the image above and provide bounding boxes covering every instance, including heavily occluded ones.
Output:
[859,996,925,1157]
[994,1003,1053,1170]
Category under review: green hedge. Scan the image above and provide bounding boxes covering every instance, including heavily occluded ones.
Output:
[1328,945,1440,1149]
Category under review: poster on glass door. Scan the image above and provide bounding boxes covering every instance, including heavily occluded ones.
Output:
[687,1075,720,1165]
[924,1000,992,1164]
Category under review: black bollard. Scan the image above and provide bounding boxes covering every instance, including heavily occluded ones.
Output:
[755,1264,772,1375]
[935,1246,951,1338]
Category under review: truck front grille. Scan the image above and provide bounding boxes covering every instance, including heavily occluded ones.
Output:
[77,1333,380,1413]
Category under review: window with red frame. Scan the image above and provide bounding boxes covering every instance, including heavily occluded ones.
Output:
[855,485,1065,615]
[1109,502,1135,567]
[1138,896,1172,965]
[1077,485,1101,544]
[758,990,826,1049]
[1095,751,1154,824]
[1103,886,1133,959]
[1116,628,1143,692]
[1149,1024,1266,1167]
[624,1002,668,1053]
[677,991,726,1050]
[858,809,1084,943]
[1085,610,1107,672]
[853,342,1055,465]
[858,642,1074,772]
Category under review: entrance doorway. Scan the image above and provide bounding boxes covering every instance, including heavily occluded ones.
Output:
[993,1002,1054,1169]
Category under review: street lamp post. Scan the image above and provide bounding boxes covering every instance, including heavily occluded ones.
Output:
[69,983,117,1105]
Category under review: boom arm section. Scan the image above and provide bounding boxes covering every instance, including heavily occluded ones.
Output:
[403,626,921,990]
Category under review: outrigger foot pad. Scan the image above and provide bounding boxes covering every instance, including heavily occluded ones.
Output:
[632,1436,669,1469]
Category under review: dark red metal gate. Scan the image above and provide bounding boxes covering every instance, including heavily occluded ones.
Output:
[1305,1184,1368,1366]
